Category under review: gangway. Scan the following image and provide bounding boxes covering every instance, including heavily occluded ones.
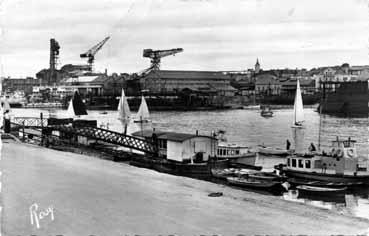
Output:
[11,117,158,154]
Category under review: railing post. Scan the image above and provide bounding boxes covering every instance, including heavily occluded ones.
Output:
[22,120,25,142]
[40,112,44,145]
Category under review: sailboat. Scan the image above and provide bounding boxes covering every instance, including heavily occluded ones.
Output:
[292,79,304,127]
[291,79,305,154]
[67,91,88,117]
[134,96,150,123]
[117,89,131,134]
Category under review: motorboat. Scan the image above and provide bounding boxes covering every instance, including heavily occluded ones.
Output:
[282,137,369,184]
[217,143,257,166]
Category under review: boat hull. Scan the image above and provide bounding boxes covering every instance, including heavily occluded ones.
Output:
[283,169,369,184]
[130,156,229,179]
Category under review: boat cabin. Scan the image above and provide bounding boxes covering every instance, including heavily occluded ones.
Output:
[286,137,362,174]
[217,143,250,159]
[132,130,217,163]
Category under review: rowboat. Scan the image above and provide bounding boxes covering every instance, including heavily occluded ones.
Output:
[296,185,347,194]
[287,178,363,187]
[226,177,282,190]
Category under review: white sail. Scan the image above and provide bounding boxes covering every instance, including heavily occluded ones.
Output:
[117,89,131,128]
[67,99,74,118]
[293,79,304,126]
[136,96,150,121]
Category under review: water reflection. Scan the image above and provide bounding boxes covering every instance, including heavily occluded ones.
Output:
[282,187,369,220]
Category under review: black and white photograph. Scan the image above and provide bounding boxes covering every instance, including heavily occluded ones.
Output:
[0,0,369,235]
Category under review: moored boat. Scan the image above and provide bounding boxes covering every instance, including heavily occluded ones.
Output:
[217,143,257,166]
[257,145,290,156]
[260,106,273,117]
[296,185,347,194]
[226,177,282,191]
[282,137,369,185]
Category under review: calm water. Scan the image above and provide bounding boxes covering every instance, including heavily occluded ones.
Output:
[10,107,369,219]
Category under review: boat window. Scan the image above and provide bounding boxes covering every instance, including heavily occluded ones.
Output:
[292,159,296,167]
[231,150,234,155]
[222,149,226,156]
[298,159,303,168]
[227,150,230,155]
[235,150,240,155]
[287,158,290,166]
[305,160,311,168]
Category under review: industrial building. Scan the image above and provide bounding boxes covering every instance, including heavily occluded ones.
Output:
[139,70,237,96]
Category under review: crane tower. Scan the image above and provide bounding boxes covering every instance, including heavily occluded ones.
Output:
[143,48,183,70]
[80,36,110,71]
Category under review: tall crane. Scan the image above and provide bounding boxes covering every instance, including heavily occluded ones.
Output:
[143,48,183,70]
[80,36,110,70]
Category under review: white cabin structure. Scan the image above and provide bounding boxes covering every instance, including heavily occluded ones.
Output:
[132,130,217,163]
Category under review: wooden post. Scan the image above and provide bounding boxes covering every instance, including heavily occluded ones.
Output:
[22,120,25,142]
[40,112,44,145]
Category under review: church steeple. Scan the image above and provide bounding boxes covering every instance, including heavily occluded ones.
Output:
[255,58,260,74]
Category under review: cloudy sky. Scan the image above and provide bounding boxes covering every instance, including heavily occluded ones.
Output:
[0,0,369,77]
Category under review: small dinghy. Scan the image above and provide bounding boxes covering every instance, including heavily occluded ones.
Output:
[260,106,273,117]
[296,185,347,194]
[226,177,282,190]
[258,145,290,156]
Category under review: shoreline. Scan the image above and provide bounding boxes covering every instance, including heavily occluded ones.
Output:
[1,141,369,235]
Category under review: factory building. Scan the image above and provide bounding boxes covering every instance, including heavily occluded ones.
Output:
[139,70,237,96]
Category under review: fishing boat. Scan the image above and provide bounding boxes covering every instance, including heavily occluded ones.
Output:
[282,137,369,184]
[260,106,273,117]
[226,177,282,191]
[117,89,131,134]
[296,185,347,194]
[134,96,150,123]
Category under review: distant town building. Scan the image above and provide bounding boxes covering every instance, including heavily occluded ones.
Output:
[255,74,281,95]
[2,77,41,94]
[59,73,126,97]
[140,70,237,96]
[255,58,261,74]
[280,78,316,96]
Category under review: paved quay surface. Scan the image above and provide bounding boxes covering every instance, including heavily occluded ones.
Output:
[1,141,368,235]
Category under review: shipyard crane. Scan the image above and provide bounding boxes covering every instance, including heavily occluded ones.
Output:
[143,48,183,70]
[80,36,110,70]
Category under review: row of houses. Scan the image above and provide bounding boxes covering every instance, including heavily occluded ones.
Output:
[3,62,369,99]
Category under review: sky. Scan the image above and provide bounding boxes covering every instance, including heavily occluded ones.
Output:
[0,0,369,77]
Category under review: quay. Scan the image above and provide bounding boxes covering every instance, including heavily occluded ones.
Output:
[1,140,369,235]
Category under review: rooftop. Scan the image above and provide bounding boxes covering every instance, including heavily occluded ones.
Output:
[144,70,232,80]
[131,130,216,142]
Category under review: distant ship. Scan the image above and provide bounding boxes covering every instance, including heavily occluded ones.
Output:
[320,80,368,117]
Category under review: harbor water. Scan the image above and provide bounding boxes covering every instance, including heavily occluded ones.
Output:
[9,107,369,220]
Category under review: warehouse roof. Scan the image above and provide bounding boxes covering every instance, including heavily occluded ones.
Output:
[131,130,216,142]
[144,70,232,80]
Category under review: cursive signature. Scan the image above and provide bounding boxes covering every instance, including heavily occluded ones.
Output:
[29,203,54,229]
